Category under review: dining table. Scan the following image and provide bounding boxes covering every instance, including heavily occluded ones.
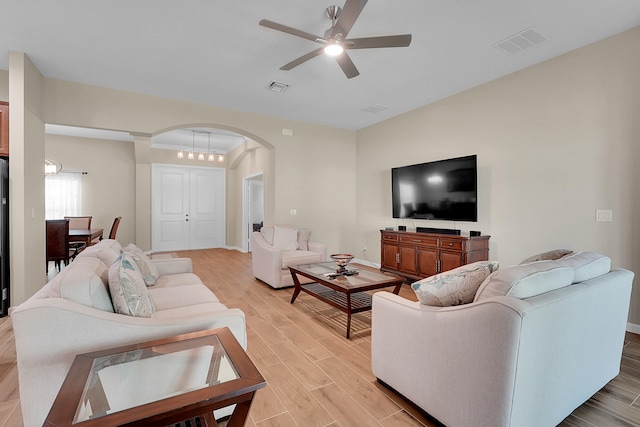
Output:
[69,228,104,245]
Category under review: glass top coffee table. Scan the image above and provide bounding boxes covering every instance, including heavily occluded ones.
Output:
[44,327,265,427]
[289,262,404,339]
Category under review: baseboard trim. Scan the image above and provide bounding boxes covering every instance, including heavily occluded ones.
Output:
[627,323,640,334]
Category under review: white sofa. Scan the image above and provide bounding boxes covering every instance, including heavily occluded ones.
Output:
[252,225,327,288]
[372,252,634,427]
[11,239,246,427]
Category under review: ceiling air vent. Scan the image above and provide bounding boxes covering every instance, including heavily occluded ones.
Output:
[493,27,547,55]
[361,103,389,113]
[268,81,289,92]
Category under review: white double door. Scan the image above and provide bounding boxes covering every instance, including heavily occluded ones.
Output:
[152,164,225,252]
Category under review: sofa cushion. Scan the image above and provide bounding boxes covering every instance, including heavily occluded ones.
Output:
[520,249,573,264]
[272,225,298,251]
[148,285,220,311]
[124,244,159,286]
[474,261,575,302]
[412,261,499,306]
[77,239,122,266]
[50,257,114,312]
[108,253,154,317]
[556,251,611,283]
[152,272,204,288]
[281,250,323,270]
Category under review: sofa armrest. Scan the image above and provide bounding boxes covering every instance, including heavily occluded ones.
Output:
[152,257,193,275]
[12,298,246,427]
[371,292,525,427]
[251,231,282,286]
[308,241,328,262]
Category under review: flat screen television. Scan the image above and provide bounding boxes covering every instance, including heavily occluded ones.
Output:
[391,155,477,222]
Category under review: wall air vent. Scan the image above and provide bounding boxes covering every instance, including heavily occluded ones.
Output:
[268,81,289,92]
[493,27,547,55]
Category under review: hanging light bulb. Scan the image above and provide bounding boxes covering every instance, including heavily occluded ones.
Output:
[187,131,195,160]
[208,133,215,161]
[177,150,184,159]
[218,154,224,163]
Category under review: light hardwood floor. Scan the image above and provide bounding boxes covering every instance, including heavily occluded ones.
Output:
[1,248,640,426]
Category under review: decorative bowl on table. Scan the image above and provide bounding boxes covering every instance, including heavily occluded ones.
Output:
[330,253,354,273]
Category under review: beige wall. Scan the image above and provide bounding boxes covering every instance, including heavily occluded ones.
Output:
[45,134,136,246]
[8,52,46,306]
[355,27,640,323]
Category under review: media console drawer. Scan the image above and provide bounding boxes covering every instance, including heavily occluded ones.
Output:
[380,230,490,281]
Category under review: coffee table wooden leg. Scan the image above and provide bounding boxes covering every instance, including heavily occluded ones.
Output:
[392,282,403,294]
[201,411,218,427]
[290,271,302,303]
[226,398,254,427]
[346,294,352,339]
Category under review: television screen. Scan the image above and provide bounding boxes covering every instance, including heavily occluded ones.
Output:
[391,155,477,222]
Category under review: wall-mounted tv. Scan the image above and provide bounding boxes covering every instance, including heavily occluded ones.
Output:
[391,155,477,222]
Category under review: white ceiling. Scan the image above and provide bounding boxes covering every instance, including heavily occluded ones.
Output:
[3,1,640,133]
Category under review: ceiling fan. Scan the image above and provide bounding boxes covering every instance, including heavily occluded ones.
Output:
[259,0,412,79]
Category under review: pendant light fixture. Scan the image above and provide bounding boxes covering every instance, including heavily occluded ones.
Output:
[207,133,215,161]
[187,131,195,160]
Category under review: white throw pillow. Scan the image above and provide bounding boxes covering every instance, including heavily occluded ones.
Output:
[297,229,311,251]
[124,244,159,286]
[412,261,499,306]
[108,253,154,317]
[272,225,298,251]
[474,261,574,302]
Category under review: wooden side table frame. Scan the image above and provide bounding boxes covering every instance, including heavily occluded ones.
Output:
[44,327,265,427]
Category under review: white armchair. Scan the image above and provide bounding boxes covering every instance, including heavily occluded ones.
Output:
[252,225,327,288]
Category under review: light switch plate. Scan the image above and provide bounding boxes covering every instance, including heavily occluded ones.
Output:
[596,209,612,222]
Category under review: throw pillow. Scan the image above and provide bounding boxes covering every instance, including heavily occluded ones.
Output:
[272,225,298,251]
[297,229,311,251]
[473,261,575,302]
[108,253,154,317]
[520,249,573,264]
[412,261,500,307]
[124,244,159,286]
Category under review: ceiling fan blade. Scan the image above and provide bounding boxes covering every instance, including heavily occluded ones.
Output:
[335,52,360,79]
[280,48,324,70]
[330,0,368,39]
[259,19,325,43]
[346,34,412,49]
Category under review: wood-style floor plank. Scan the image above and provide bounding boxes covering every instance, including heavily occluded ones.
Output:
[1,248,640,427]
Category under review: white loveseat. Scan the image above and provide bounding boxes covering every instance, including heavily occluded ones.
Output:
[11,239,246,427]
[252,225,327,288]
[372,251,634,427]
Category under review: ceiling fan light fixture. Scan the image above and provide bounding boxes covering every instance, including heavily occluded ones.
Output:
[324,41,344,56]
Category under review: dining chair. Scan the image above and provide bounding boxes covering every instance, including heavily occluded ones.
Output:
[90,216,122,245]
[65,216,92,256]
[46,219,70,273]
[108,216,122,240]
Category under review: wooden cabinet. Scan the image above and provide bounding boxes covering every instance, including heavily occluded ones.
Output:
[380,230,490,281]
[0,102,7,156]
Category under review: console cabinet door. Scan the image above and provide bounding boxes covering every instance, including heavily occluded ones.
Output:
[398,246,418,275]
[441,250,465,273]
[381,243,399,270]
[418,248,439,277]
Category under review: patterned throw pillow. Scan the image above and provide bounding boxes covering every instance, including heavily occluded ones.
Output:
[520,249,573,264]
[124,244,159,286]
[108,252,154,317]
[412,261,500,306]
